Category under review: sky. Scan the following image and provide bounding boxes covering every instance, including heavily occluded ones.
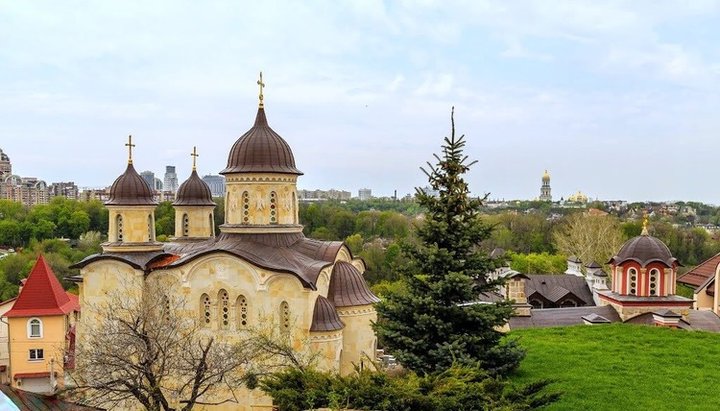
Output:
[1,1,720,203]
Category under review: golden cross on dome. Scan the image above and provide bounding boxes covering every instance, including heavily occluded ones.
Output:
[257,71,265,108]
[641,212,649,235]
[125,135,135,164]
[191,146,199,171]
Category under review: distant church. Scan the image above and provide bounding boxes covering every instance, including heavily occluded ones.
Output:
[71,76,379,410]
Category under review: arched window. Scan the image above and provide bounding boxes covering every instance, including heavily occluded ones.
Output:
[242,191,250,224]
[218,290,230,329]
[280,301,290,333]
[200,294,211,327]
[628,268,637,295]
[270,191,277,224]
[116,214,124,242]
[182,213,189,237]
[292,192,297,223]
[237,295,248,328]
[27,318,42,338]
[649,268,659,296]
[209,213,215,236]
[148,214,154,242]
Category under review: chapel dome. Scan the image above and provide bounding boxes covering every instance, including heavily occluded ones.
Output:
[173,170,215,206]
[310,295,344,332]
[106,163,157,206]
[220,107,302,175]
[328,261,380,307]
[609,230,677,268]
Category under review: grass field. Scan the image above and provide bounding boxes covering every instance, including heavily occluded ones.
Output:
[511,324,720,411]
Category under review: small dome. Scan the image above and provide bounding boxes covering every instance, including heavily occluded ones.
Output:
[0,149,9,162]
[328,261,380,307]
[609,232,678,268]
[542,170,550,182]
[106,163,156,206]
[221,107,302,175]
[174,170,215,206]
[310,295,344,332]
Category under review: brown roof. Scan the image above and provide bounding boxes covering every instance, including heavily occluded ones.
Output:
[608,233,678,268]
[677,252,720,288]
[508,305,622,329]
[221,107,302,175]
[310,295,344,332]
[174,169,216,206]
[328,261,380,307]
[71,251,170,271]
[525,274,594,306]
[106,163,157,206]
[0,384,103,410]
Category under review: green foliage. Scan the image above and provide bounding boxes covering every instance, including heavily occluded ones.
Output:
[375,110,523,376]
[485,213,557,254]
[508,252,567,274]
[261,365,559,411]
[154,201,175,237]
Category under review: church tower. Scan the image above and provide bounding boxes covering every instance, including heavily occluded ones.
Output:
[539,169,552,201]
[103,136,162,253]
[220,72,302,234]
[173,147,216,239]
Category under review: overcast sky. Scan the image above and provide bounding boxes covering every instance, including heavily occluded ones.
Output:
[1,1,719,202]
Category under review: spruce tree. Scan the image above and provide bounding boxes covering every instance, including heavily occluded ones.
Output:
[374,108,524,376]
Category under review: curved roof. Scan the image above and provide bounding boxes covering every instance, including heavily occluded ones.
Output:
[609,233,678,268]
[174,170,215,206]
[106,163,157,206]
[328,261,379,307]
[310,295,344,332]
[0,148,8,162]
[221,107,302,175]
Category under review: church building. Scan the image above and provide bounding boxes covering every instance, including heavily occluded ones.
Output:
[71,77,379,410]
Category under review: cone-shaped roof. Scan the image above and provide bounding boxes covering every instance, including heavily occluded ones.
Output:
[328,261,380,307]
[106,163,157,206]
[310,295,344,332]
[174,170,215,206]
[221,107,302,175]
[6,255,80,317]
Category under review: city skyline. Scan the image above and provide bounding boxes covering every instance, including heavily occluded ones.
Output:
[2,2,720,203]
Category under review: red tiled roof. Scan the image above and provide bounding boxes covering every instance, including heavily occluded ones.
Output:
[678,253,720,288]
[5,255,80,318]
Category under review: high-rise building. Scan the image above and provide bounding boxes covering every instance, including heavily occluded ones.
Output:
[49,182,79,199]
[358,188,372,201]
[163,166,178,193]
[539,170,552,202]
[201,174,225,197]
[0,148,49,206]
[0,148,11,176]
[140,171,155,190]
[153,177,163,191]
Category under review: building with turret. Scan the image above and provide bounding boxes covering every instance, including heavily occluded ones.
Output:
[539,170,551,201]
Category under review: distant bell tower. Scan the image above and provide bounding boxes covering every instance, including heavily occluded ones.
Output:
[540,170,552,201]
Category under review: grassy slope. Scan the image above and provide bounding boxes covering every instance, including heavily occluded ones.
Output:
[511,324,720,411]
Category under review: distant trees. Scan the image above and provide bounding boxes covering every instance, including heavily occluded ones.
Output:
[552,213,624,267]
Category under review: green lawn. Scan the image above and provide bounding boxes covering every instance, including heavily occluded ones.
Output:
[511,324,720,411]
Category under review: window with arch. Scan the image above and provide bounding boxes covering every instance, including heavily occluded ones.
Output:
[27,318,42,338]
[200,294,212,327]
[280,301,290,332]
[242,191,250,223]
[270,191,277,224]
[116,214,124,242]
[628,268,637,295]
[182,213,189,237]
[292,192,297,223]
[649,268,659,296]
[148,214,154,242]
[237,295,248,328]
[218,289,230,329]
[209,213,215,236]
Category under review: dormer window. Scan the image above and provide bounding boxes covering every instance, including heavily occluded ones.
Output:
[28,318,43,338]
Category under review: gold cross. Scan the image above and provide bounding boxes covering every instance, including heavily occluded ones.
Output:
[257,71,265,108]
[191,146,199,170]
[125,135,135,164]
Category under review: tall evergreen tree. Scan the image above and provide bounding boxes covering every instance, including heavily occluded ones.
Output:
[374,108,523,376]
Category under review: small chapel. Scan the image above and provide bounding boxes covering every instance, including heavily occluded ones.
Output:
[71,76,379,410]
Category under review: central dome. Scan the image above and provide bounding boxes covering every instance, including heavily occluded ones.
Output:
[609,232,677,268]
[221,107,302,175]
[106,163,156,206]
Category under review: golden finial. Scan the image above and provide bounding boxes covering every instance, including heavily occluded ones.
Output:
[125,135,135,164]
[257,71,265,108]
[641,212,649,236]
[191,146,199,171]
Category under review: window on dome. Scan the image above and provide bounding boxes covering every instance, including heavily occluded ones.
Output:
[218,289,230,329]
[183,213,189,237]
[200,294,211,327]
[628,268,637,295]
[237,295,249,328]
[280,301,290,333]
[649,269,659,296]
[242,191,250,224]
[116,214,124,242]
[209,213,214,236]
[28,318,42,338]
[292,192,296,223]
[148,214,154,242]
[270,191,277,224]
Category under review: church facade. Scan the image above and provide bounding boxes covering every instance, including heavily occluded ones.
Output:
[71,86,379,410]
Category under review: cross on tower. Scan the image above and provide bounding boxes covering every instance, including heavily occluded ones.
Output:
[125,135,135,164]
[191,146,199,170]
[257,71,265,108]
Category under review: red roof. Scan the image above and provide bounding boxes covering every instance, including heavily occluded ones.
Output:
[5,255,80,318]
[678,253,720,288]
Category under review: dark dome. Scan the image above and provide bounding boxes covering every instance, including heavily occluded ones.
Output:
[174,170,215,206]
[310,295,344,332]
[609,233,678,268]
[106,163,157,206]
[0,149,9,161]
[220,107,302,175]
[328,261,380,307]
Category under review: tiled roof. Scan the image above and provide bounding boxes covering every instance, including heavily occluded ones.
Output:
[525,274,594,306]
[0,384,102,410]
[508,305,622,329]
[677,252,720,288]
[5,255,79,317]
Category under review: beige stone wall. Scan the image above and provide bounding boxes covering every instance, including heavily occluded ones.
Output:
[695,289,713,310]
[603,300,690,321]
[224,173,298,225]
[174,206,215,238]
[337,305,377,375]
[309,330,343,372]
[107,206,157,243]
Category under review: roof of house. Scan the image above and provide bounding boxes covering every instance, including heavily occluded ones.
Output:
[525,274,594,306]
[508,305,622,329]
[5,255,80,318]
[677,252,720,288]
[0,384,102,410]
